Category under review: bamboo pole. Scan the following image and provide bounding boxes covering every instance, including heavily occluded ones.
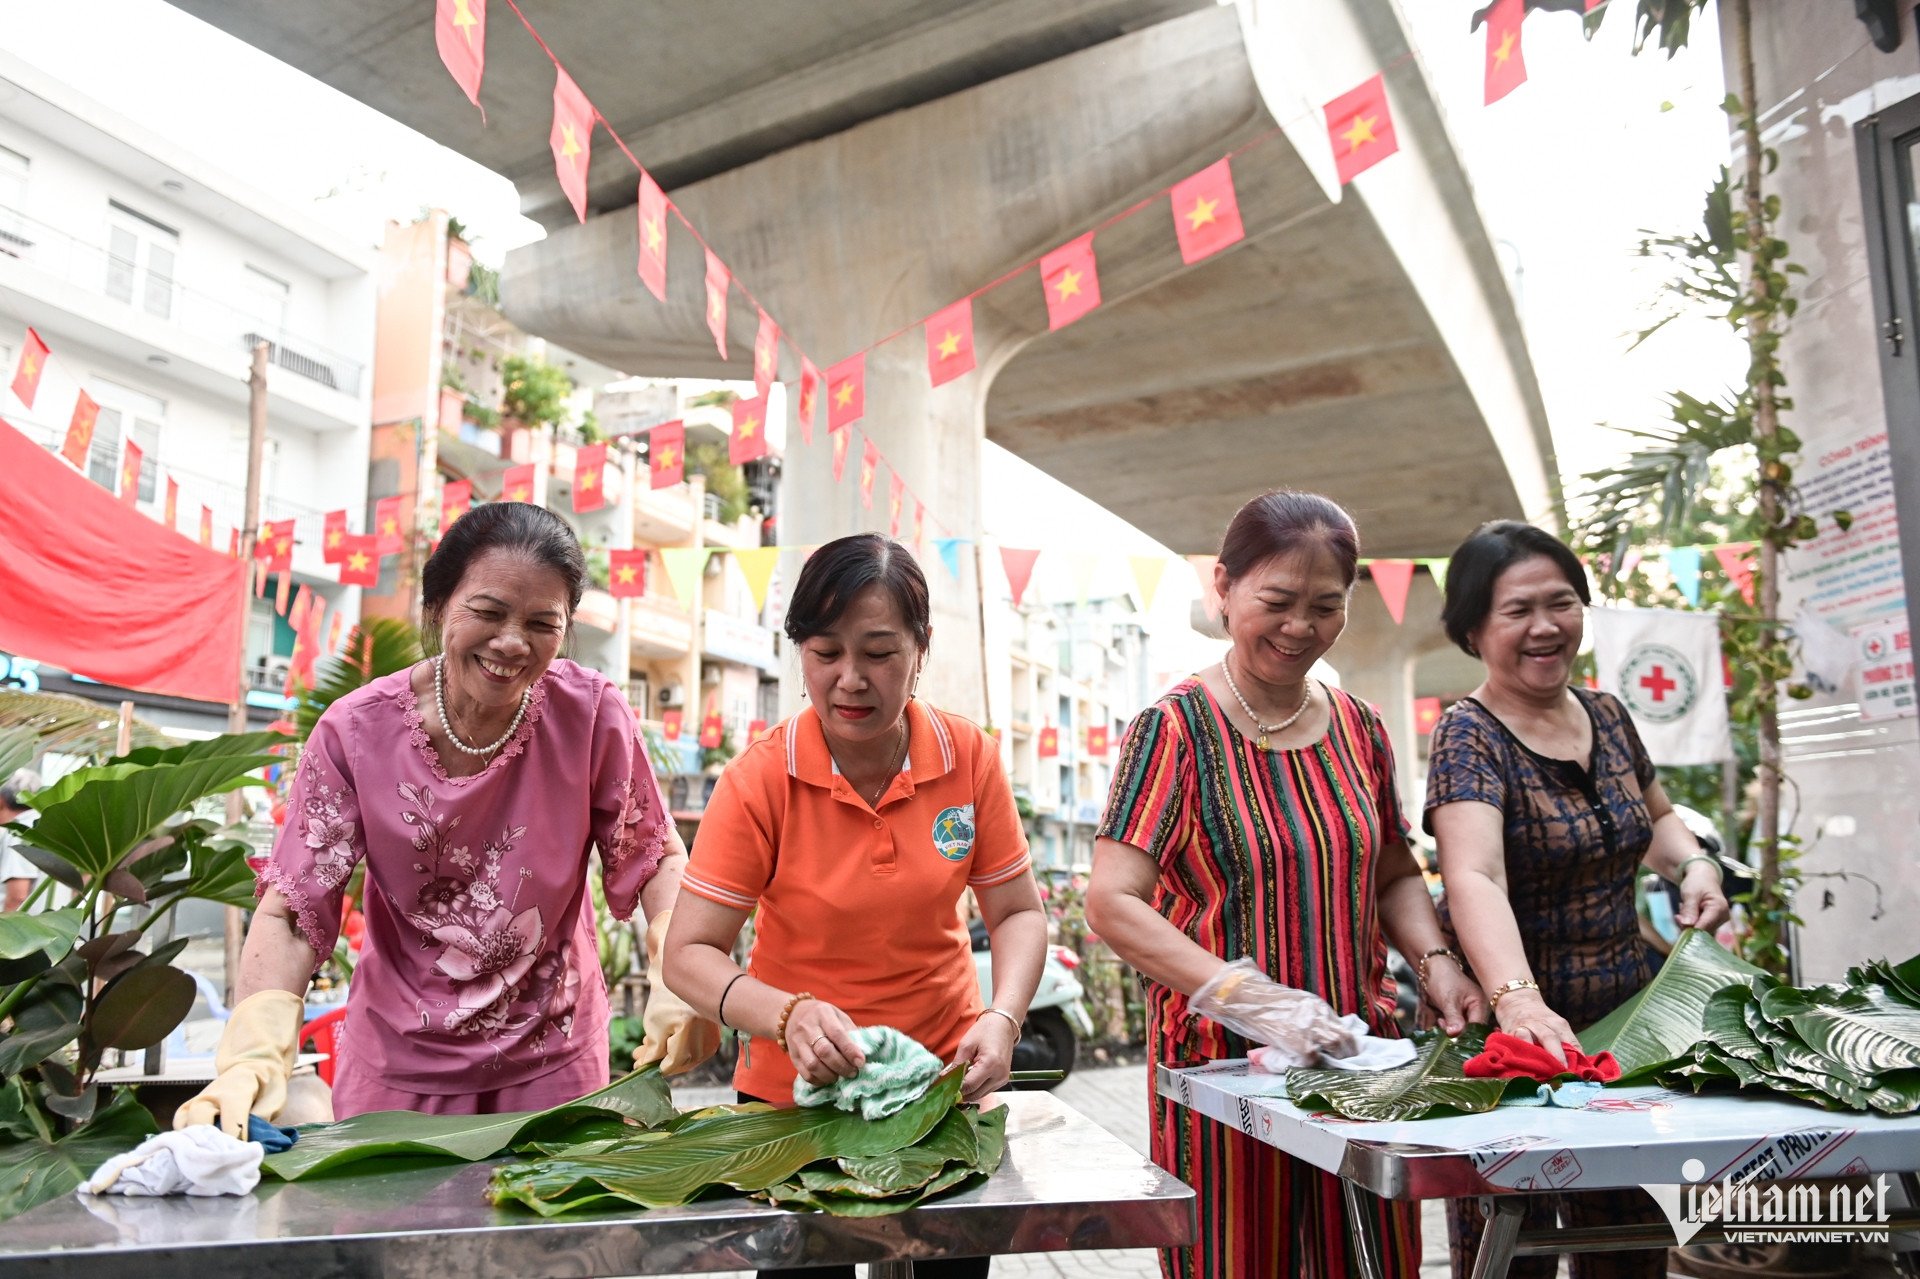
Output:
[223,341,269,1007]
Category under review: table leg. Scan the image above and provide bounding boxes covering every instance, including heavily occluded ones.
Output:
[1894,1172,1920,1279]
[1340,1178,1388,1279]
[868,1262,916,1278]
[1467,1196,1526,1279]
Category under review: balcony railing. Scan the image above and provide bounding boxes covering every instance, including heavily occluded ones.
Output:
[0,204,365,397]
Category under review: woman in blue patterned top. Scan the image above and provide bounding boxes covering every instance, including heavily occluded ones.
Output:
[1425,521,1729,1279]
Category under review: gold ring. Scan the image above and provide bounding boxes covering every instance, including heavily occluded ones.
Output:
[814,1033,830,1045]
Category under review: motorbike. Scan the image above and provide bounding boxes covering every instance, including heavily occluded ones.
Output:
[968,918,1096,1087]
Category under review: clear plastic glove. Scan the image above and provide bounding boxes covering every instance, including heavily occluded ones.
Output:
[632,910,721,1076]
[1191,958,1359,1065]
[173,989,304,1140]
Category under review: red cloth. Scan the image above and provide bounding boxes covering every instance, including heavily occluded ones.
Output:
[1463,1030,1621,1083]
[0,416,244,703]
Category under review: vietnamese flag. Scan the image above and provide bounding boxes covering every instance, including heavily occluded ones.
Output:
[163,475,179,530]
[704,250,729,360]
[662,708,683,741]
[274,570,293,617]
[260,518,295,572]
[434,0,485,113]
[11,328,49,408]
[63,390,99,470]
[753,309,779,399]
[119,440,142,505]
[925,298,975,388]
[888,472,904,538]
[501,463,535,504]
[797,357,819,446]
[1171,158,1245,265]
[748,719,769,743]
[1326,74,1398,184]
[1087,725,1110,758]
[698,705,724,750]
[859,437,878,509]
[374,495,406,555]
[1414,697,1443,736]
[337,534,380,587]
[1484,0,1527,104]
[1040,233,1100,330]
[1000,546,1041,608]
[831,424,851,483]
[826,353,865,431]
[550,66,593,224]
[636,172,668,302]
[608,548,647,598]
[440,481,471,535]
[322,508,349,562]
[730,395,769,465]
[573,441,607,512]
[199,505,214,548]
[650,420,684,489]
[1037,725,1059,758]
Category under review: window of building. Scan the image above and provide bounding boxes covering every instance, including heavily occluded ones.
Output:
[104,201,178,320]
[88,379,166,501]
[242,265,291,338]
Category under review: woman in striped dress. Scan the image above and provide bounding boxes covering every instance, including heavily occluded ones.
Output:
[1087,491,1487,1279]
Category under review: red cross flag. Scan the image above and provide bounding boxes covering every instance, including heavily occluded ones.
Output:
[1590,605,1731,765]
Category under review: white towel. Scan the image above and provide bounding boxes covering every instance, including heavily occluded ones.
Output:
[1247,1014,1417,1073]
[79,1124,264,1197]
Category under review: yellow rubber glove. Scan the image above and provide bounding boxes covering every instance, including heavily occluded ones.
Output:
[632,910,721,1076]
[173,989,304,1139]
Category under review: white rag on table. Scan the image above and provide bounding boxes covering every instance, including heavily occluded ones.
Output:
[78,1124,263,1197]
[1247,1014,1418,1073]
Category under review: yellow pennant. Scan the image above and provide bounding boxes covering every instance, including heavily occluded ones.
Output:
[659,547,710,605]
[731,546,779,613]
[1128,555,1167,611]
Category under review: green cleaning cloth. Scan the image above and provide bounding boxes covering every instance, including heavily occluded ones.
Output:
[791,1026,944,1120]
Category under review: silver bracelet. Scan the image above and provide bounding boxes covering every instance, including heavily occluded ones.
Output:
[978,1007,1023,1043]
[1675,854,1724,884]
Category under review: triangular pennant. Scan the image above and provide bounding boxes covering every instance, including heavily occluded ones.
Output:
[1666,546,1703,606]
[1000,546,1042,608]
[1712,542,1756,606]
[1369,559,1416,625]
[660,546,709,605]
[1421,557,1449,595]
[732,546,779,613]
[935,537,965,580]
[1129,555,1167,611]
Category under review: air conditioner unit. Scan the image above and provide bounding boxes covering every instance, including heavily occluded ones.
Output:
[701,665,723,686]
[657,686,685,708]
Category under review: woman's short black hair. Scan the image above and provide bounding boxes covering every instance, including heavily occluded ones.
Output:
[785,534,931,652]
[1441,520,1590,655]
[1218,490,1361,587]
[420,501,587,650]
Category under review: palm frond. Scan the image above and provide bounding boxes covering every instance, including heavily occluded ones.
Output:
[291,618,424,744]
[1563,390,1753,564]
[0,690,170,763]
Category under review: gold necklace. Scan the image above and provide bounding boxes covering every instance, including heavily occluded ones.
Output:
[1221,651,1313,751]
[834,721,909,808]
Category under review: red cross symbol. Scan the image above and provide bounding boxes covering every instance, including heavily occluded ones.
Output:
[1639,665,1677,702]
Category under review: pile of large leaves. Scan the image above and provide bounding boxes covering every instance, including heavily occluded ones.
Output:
[489,1066,1006,1217]
[1287,1025,1509,1122]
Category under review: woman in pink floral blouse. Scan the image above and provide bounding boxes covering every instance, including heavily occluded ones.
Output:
[175,504,717,1131]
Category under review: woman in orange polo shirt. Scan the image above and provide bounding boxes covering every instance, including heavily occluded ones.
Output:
[664,533,1045,1278]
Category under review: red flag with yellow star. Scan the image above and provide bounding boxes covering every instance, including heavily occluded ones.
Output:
[63,390,99,470]
[199,505,214,548]
[636,172,668,302]
[322,508,349,562]
[374,495,406,555]
[274,570,293,617]
[662,708,683,741]
[119,440,142,506]
[259,518,295,572]
[698,703,724,750]
[925,298,975,388]
[650,420,684,489]
[573,441,607,512]
[888,473,904,538]
[1414,696,1443,736]
[440,481,471,534]
[608,548,647,598]
[1087,724,1109,757]
[337,534,380,587]
[1171,158,1245,265]
[1484,0,1527,104]
[164,476,179,531]
[859,437,878,509]
[826,353,865,431]
[730,394,769,465]
[797,357,819,446]
[435,0,486,113]
[748,719,769,744]
[1037,725,1059,758]
[831,423,851,483]
[1326,74,1398,184]
[550,67,593,223]
[1041,233,1100,330]
[704,250,729,360]
[501,463,535,504]
[11,328,48,408]
[753,309,779,399]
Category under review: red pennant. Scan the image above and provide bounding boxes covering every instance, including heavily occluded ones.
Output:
[698,705,724,750]
[831,425,851,483]
[859,437,878,509]
[826,353,865,431]
[797,357,819,445]
[1713,542,1757,605]
[501,463,535,504]
[1000,546,1042,607]
[649,420,684,489]
[337,534,380,587]
[573,441,607,512]
[1086,725,1110,758]
[662,708,683,741]
[1370,559,1416,624]
[434,0,485,113]
[729,394,769,465]
[1171,158,1246,265]
[1327,75,1399,184]
[549,67,593,223]
[1414,696,1443,736]
[288,583,311,633]
[439,481,471,535]
[163,476,179,531]
[703,250,729,359]
[753,309,779,398]
[321,508,349,562]
[119,439,142,505]
[748,719,769,743]
[64,391,99,470]
[636,171,668,302]
[1041,233,1101,330]
[888,472,904,538]
[1485,0,1527,104]
[608,548,647,598]
[1037,725,1059,758]
[925,298,976,387]
[199,505,214,548]
[374,495,406,555]
[11,328,49,408]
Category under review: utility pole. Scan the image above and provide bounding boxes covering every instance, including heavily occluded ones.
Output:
[223,341,269,1006]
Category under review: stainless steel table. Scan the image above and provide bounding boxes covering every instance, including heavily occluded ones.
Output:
[0,1090,1193,1278]
[1161,1060,1920,1279]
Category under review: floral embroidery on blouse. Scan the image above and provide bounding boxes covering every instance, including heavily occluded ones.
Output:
[602,736,668,883]
[394,676,551,786]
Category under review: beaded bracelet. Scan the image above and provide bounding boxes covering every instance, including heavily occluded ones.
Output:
[1416,947,1463,992]
[774,990,814,1051]
[1488,978,1540,1013]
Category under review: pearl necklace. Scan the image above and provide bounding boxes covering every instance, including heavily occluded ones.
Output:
[434,655,531,757]
[1221,651,1313,751]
